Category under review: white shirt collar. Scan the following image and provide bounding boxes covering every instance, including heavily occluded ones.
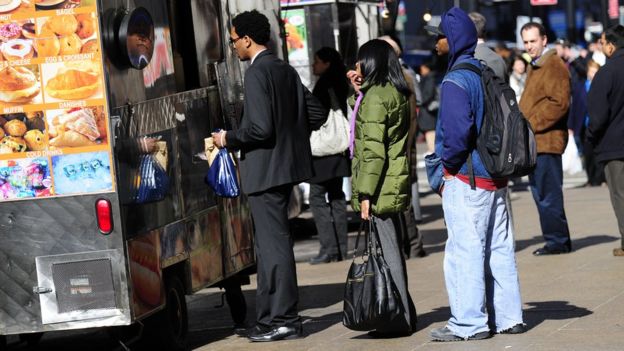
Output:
[477,38,485,44]
[251,49,267,65]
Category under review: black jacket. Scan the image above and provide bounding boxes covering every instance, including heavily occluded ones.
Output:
[587,49,624,163]
[226,51,326,194]
[308,73,351,184]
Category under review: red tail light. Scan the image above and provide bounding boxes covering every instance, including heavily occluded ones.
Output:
[96,199,113,235]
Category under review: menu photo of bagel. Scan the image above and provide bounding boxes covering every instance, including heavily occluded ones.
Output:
[41,59,102,102]
[45,106,107,148]
[0,64,42,106]
[35,13,99,58]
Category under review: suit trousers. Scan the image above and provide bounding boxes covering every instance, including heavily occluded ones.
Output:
[604,160,624,248]
[372,214,417,333]
[529,154,572,251]
[309,178,348,258]
[247,185,300,327]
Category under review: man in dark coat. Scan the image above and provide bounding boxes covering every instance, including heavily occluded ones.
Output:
[587,25,624,256]
[212,10,326,341]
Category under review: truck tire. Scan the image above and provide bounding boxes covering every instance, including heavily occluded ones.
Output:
[147,275,188,351]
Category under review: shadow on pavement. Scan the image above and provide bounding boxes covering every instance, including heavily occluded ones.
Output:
[187,283,346,349]
[515,234,618,254]
[523,301,592,331]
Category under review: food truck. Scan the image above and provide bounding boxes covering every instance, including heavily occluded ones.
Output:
[0,0,285,349]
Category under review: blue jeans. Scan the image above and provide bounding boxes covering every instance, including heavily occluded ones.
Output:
[529,154,571,251]
[442,178,523,337]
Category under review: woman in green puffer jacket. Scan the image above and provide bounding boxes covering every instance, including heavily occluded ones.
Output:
[346,39,416,336]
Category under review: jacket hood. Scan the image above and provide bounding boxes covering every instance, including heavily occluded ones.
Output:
[440,7,477,69]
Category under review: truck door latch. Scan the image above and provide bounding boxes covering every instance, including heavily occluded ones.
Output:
[33,287,53,294]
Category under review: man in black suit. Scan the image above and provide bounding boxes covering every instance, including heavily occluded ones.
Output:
[212,10,325,342]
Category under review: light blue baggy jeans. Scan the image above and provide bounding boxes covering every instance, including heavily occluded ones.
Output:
[441,177,523,337]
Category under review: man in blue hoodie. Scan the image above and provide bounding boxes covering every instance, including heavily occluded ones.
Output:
[425,7,525,341]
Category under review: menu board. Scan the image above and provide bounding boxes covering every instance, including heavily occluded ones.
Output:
[0,0,113,201]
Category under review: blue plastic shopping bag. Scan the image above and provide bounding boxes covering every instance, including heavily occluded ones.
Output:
[206,148,240,198]
[135,154,170,203]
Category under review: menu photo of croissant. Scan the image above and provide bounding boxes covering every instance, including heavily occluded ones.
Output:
[45,105,107,149]
[35,13,99,58]
[0,64,43,106]
[41,59,102,102]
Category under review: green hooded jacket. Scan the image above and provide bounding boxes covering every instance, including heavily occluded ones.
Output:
[349,82,410,215]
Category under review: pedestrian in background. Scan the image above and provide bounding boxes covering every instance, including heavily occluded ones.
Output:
[587,25,624,256]
[426,7,524,342]
[519,22,572,256]
[581,60,606,186]
[347,39,417,337]
[379,34,426,259]
[213,10,326,342]
[418,61,439,155]
[509,56,527,102]
[308,47,350,265]
[468,12,507,80]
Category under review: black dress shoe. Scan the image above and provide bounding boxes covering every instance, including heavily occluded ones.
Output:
[309,253,339,265]
[532,246,570,256]
[247,324,302,342]
[367,330,412,338]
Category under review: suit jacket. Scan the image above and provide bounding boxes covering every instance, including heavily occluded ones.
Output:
[226,51,326,194]
[474,42,507,80]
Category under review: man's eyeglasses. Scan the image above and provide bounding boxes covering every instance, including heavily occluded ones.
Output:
[229,36,243,46]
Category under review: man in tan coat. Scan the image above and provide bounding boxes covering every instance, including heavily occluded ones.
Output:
[519,22,572,255]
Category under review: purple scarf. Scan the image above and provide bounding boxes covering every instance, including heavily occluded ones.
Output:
[349,92,364,159]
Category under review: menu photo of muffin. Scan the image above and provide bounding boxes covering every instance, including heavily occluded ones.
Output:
[35,12,99,59]
[41,59,102,102]
[45,106,107,149]
[0,111,47,154]
[0,19,38,62]
[0,64,43,106]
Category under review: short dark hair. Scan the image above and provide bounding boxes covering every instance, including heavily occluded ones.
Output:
[468,12,486,39]
[232,10,271,45]
[520,22,546,37]
[605,24,624,50]
[357,39,411,97]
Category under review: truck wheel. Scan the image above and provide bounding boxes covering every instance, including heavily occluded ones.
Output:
[224,281,246,325]
[148,276,188,351]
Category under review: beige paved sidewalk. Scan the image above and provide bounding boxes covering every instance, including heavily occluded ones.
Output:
[190,185,624,351]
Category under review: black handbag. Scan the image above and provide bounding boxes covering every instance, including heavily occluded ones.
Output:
[342,218,402,331]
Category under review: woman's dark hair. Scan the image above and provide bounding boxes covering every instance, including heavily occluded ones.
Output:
[357,39,411,96]
[316,47,347,82]
[232,10,271,45]
[313,47,348,114]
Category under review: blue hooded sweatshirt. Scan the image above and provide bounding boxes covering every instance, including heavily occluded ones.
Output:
[435,7,498,185]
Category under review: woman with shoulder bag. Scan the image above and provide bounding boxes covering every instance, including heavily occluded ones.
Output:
[346,39,417,337]
[308,47,351,264]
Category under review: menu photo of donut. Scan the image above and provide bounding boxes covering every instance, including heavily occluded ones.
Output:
[35,12,99,59]
[0,64,43,106]
[41,59,102,102]
[0,19,38,61]
[0,111,47,154]
[45,105,107,149]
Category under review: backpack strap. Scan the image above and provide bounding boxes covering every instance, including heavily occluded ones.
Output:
[450,62,480,190]
[449,62,482,76]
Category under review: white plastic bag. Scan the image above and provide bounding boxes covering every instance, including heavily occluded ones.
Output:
[562,137,583,175]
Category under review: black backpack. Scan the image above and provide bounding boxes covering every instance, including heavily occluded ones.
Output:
[450,62,537,186]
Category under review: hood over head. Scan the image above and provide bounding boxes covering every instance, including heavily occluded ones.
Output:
[440,7,477,69]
